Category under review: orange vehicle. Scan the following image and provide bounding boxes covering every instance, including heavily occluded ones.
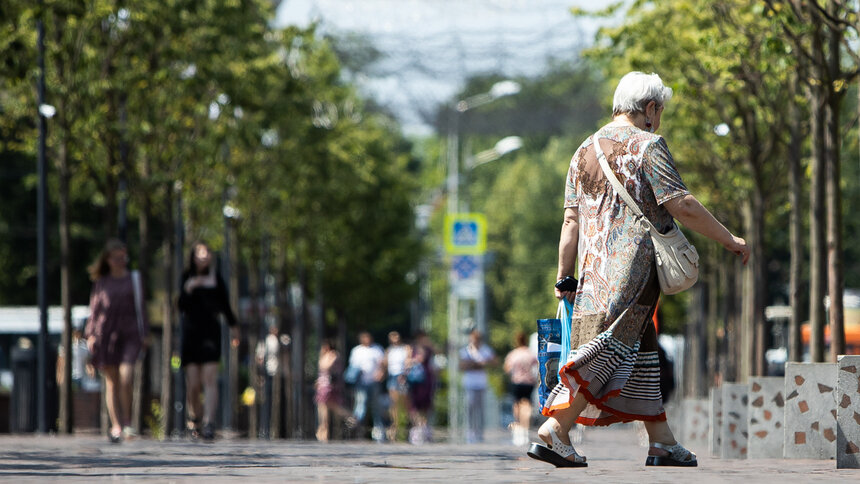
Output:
[801,304,860,356]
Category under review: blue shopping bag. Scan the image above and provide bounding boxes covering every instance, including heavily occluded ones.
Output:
[537,299,573,409]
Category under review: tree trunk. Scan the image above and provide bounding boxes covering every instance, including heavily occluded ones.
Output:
[247,248,261,440]
[825,6,845,359]
[685,284,707,397]
[787,91,804,363]
[136,161,153,433]
[160,190,175,439]
[706,260,719,387]
[807,84,827,362]
[273,247,290,438]
[740,201,758,380]
[290,266,307,439]
[227,218,240,431]
[725,254,742,382]
[58,130,73,434]
[750,188,767,376]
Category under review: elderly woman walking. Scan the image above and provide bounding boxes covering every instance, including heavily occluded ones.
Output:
[528,72,749,468]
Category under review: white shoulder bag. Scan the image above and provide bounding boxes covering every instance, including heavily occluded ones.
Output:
[592,135,699,295]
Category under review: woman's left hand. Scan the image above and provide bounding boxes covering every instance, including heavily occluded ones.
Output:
[554,287,575,302]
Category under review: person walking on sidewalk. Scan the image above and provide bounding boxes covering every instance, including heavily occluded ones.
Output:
[178,242,238,441]
[383,331,410,441]
[460,329,496,443]
[85,239,148,443]
[530,71,749,468]
[314,339,356,441]
[407,330,436,444]
[504,331,538,446]
[348,331,386,441]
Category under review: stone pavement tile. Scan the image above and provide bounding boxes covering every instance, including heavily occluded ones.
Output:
[748,376,785,459]
[721,382,749,459]
[0,427,857,483]
[709,386,722,457]
[681,398,710,451]
[837,355,860,469]
[784,362,837,459]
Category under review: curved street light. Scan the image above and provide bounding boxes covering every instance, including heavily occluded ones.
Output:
[469,136,523,168]
[456,80,522,112]
[445,80,520,444]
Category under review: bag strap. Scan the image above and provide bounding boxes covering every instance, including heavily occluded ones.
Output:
[131,270,145,339]
[591,135,657,232]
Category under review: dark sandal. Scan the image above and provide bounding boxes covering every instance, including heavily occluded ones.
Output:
[527,428,587,468]
[645,442,698,467]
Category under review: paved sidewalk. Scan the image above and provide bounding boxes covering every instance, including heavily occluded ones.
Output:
[0,425,857,483]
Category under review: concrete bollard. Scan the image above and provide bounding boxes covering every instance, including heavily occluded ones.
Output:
[837,355,860,469]
[783,362,837,459]
[747,377,785,459]
[720,383,749,459]
[681,398,709,452]
[709,386,722,457]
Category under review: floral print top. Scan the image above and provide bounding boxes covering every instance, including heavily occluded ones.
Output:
[564,125,689,324]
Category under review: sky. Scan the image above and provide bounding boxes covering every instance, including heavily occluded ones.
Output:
[275,0,618,136]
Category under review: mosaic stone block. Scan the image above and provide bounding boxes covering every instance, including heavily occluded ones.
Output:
[720,383,749,459]
[709,386,722,457]
[747,377,785,459]
[783,362,837,459]
[837,355,860,469]
[681,398,709,452]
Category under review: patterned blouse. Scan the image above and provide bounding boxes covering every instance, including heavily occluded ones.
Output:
[564,124,689,324]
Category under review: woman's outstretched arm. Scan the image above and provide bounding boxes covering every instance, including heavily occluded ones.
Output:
[664,194,750,264]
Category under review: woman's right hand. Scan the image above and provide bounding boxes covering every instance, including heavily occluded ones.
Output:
[183,277,198,294]
[723,235,750,265]
[86,336,95,353]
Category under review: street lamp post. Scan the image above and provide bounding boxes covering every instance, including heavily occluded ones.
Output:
[464,135,522,340]
[446,81,520,443]
[36,1,50,434]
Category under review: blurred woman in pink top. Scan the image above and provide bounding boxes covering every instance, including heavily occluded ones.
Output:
[504,331,537,446]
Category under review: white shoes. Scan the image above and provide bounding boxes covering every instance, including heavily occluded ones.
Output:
[511,425,529,446]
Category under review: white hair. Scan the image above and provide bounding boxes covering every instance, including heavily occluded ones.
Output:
[612,72,673,116]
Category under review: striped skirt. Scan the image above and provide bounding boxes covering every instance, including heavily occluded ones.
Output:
[541,276,666,426]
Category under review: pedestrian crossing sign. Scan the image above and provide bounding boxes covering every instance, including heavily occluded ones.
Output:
[444,213,487,255]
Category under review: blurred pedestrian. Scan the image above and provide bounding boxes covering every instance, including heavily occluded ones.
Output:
[85,239,148,443]
[383,331,409,441]
[460,329,496,443]
[347,331,385,441]
[407,330,436,445]
[504,331,538,446]
[314,339,355,441]
[178,241,238,441]
[531,71,748,468]
[255,325,280,439]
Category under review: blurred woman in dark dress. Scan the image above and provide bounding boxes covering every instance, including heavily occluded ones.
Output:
[178,242,238,441]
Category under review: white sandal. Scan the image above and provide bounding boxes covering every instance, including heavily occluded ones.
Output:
[645,441,697,467]
[527,428,587,468]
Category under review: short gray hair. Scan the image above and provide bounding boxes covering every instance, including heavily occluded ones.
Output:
[612,72,673,116]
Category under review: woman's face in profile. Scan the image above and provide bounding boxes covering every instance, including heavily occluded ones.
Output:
[194,245,211,270]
